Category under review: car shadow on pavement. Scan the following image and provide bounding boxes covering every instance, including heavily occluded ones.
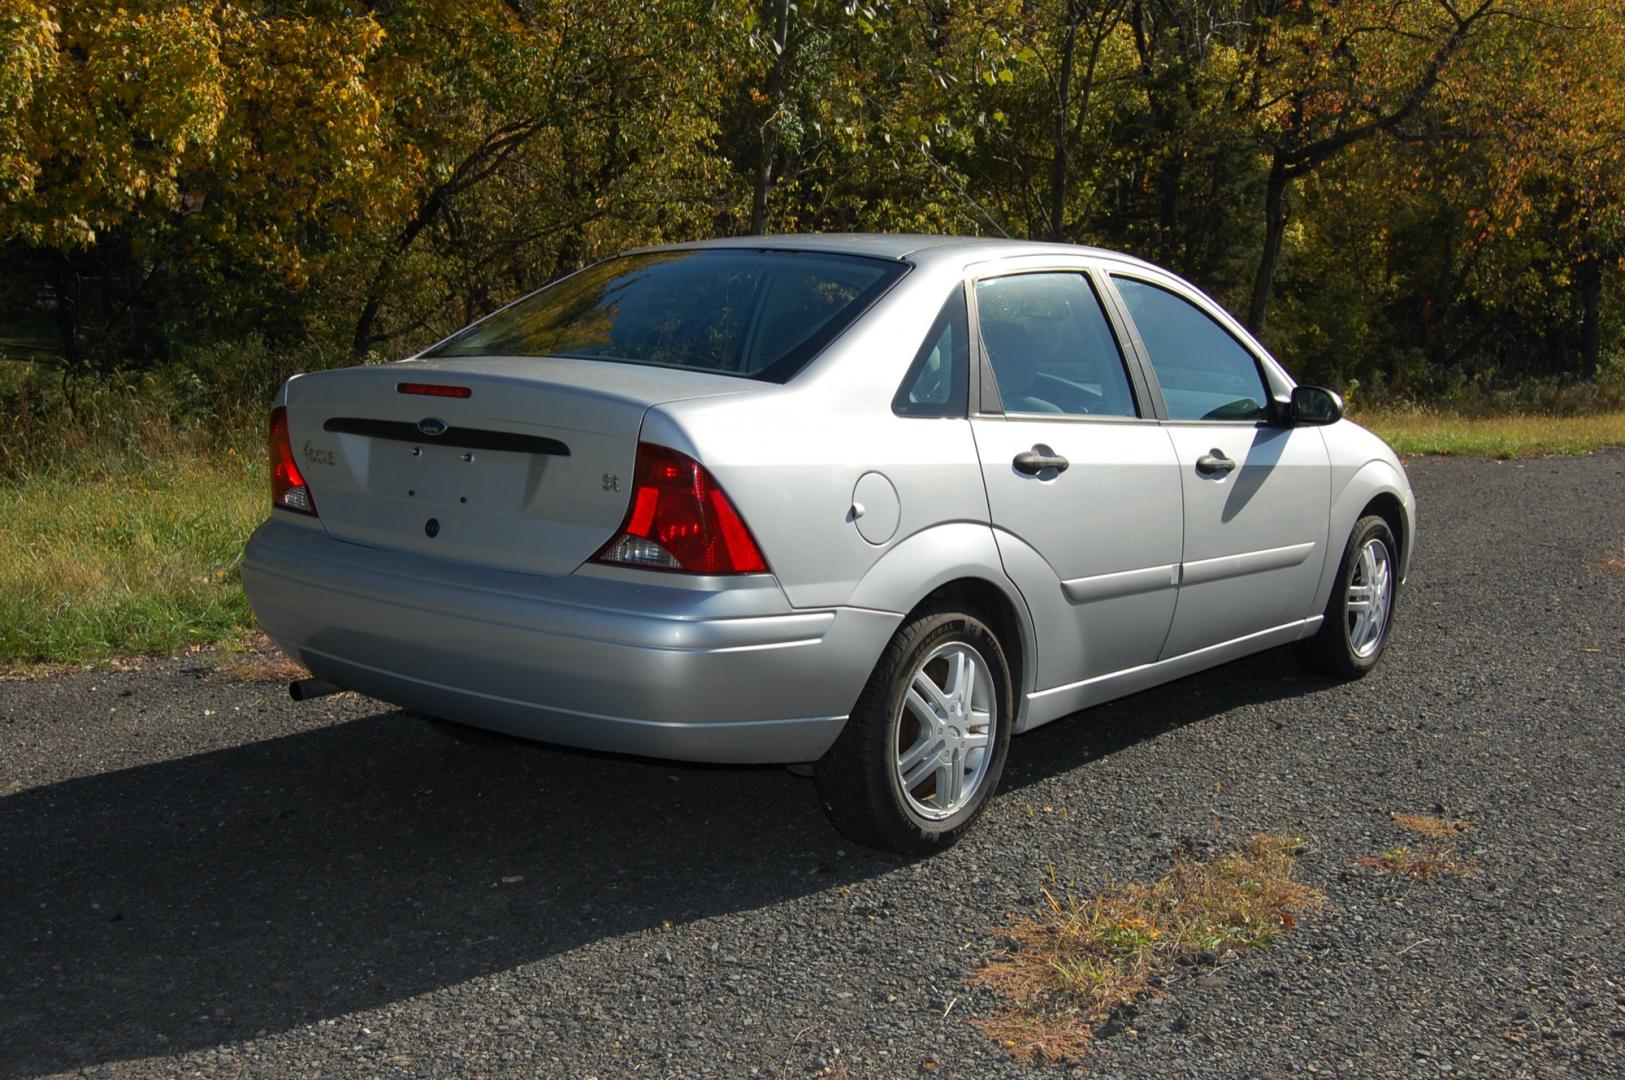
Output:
[1000,647,1335,792]
[0,649,1328,1076]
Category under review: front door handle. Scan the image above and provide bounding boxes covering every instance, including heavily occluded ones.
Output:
[1013,447,1070,476]
[1196,450,1236,476]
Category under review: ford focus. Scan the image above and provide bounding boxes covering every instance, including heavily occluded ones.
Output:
[242,235,1414,853]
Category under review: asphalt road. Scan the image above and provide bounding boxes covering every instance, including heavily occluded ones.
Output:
[2,452,1622,1079]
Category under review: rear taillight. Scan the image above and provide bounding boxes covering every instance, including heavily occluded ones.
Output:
[593,443,768,574]
[269,406,317,516]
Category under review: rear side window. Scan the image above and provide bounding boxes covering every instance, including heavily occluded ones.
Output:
[424,250,906,383]
[894,288,969,417]
[1111,277,1270,421]
[973,272,1138,417]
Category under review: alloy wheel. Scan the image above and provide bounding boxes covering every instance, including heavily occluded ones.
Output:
[893,641,997,820]
[1346,537,1394,658]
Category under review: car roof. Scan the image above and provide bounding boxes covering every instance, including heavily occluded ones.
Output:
[625,233,1160,272]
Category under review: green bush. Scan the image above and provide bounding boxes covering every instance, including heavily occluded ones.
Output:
[1346,353,1625,418]
[0,336,348,480]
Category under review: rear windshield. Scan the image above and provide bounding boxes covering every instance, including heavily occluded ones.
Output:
[422,249,906,382]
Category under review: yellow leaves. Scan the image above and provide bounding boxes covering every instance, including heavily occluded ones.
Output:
[0,2,234,242]
[0,0,63,204]
[0,2,58,98]
[0,0,404,276]
[1454,3,1625,246]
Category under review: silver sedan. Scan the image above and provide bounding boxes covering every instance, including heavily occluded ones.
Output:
[243,235,1414,853]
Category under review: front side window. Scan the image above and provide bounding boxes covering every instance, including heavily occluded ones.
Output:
[973,272,1138,417]
[1111,277,1270,421]
[424,249,906,383]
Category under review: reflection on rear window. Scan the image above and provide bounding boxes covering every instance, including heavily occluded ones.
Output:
[423,249,906,382]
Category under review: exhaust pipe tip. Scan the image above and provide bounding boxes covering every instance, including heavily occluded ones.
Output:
[289,677,343,702]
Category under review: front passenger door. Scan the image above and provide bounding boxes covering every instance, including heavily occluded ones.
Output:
[1109,274,1330,659]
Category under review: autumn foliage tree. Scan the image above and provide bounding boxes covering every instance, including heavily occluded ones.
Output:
[1463,0,1625,377]
[0,0,1621,405]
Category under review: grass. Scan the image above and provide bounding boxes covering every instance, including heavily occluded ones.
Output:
[1354,408,1625,458]
[0,450,265,665]
[969,834,1322,1063]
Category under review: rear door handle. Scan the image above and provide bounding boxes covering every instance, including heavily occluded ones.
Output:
[1013,447,1070,476]
[1196,450,1236,476]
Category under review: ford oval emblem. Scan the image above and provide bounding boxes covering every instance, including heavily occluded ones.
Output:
[417,417,449,437]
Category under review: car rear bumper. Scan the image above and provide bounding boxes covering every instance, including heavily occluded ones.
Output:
[241,518,899,762]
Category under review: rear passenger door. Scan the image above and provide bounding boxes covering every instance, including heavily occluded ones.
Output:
[967,267,1185,693]
[1105,272,1331,659]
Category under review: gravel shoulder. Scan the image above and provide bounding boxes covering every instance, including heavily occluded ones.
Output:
[2,451,1622,1079]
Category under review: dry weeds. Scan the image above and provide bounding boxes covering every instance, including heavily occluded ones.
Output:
[213,635,307,683]
[1353,845,1477,880]
[1391,812,1473,839]
[969,834,1322,1062]
[1355,811,1479,880]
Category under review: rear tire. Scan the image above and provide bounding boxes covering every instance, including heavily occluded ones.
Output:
[816,607,1014,854]
[1300,515,1399,679]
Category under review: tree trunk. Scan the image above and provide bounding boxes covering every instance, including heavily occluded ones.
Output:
[1578,252,1601,379]
[352,200,437,362]
[750,141,775,235]
[1239,3,1493,334]
[54,263,83,374]
[1248,160,1289,333]
[54,263,84,419]
[1045,138,1069,244]
[350,119,547,360]
[750,0,793,235]
[1047,21,1079,242]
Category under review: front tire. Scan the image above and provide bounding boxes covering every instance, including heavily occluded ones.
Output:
[816,607,1014,854]
[1300,514,1399,679]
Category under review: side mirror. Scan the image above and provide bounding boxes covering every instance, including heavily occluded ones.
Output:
[1287,385,1344,426]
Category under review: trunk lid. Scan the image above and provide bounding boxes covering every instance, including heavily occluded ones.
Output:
[282,356,752,575]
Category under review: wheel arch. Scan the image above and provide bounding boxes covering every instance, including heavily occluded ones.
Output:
[1313,459,1416,614]
[1360,490,1408,577]
[905,578,1028,722]
[844,522,1037,726]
